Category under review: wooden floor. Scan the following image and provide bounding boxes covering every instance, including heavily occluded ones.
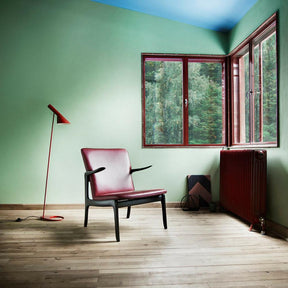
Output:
[1,208,288,288]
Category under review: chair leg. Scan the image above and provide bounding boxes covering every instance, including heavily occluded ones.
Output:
[126,206,131,219]
[161,194,167,229]
[112,201,120,242]
[84,204,89,227]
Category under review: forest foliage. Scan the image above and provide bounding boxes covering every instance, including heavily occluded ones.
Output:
[239,32,277,144]
[144,32,277,146]
[144,59,224,145]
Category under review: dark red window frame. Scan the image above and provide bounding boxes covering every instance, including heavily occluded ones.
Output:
[142,14,278,149]
[142,54,227,148]
[229,13,278,147]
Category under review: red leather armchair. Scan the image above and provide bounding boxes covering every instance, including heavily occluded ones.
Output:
[81,148,167,242]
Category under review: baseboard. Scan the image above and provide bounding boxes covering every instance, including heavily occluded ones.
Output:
[0,202,181,210]
[266,219,288,242]
[0,204,84,210]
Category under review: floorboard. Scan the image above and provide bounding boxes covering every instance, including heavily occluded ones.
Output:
[1,208,288,287]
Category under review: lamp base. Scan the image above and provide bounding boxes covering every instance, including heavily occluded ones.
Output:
[40,215,64,221]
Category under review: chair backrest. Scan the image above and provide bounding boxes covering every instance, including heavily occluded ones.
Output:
[81,148,135,197]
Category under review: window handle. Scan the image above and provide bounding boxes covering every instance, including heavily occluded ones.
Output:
[184,98,188,107]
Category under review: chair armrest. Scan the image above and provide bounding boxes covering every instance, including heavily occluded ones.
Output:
[130,165,152,174]
[85,167,106,177]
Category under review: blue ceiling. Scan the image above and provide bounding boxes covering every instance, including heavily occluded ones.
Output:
[91,0,258,32]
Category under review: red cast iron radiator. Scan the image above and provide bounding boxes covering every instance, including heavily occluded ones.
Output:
[220,150,267,234]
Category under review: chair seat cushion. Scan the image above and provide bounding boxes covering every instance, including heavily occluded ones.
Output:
[92,189,166,201]
[119,189,167,199]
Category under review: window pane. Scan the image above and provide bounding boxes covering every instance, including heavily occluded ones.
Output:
[261,32,277,142]
[253,45,261,142]
[243,53,250,143]
[188,62,224,144]
[232,45,250,145]
[144,60,183,144]
[231,16,278,147]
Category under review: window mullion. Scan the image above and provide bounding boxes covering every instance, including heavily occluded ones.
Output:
[183,57,189,145]
[259,42,263,142]
[142,53,227,147]
[222,61,227,145]
[249,42,255,143]
[229,13,278,147]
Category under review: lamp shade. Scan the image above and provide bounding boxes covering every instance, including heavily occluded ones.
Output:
[48,104,70,124]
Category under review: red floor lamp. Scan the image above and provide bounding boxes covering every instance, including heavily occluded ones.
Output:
[41,104,70,221]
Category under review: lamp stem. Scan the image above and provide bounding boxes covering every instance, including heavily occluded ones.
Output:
[42,113,55,219]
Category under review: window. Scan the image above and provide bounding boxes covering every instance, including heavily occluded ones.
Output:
[230,14,278,147]
[142,14,278,149]
[142,55,226,147]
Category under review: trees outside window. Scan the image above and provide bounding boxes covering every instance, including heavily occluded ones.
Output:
[142,14,278,148]
[230,15,278,146]
[142,56,226,147]
[188,60,225,145]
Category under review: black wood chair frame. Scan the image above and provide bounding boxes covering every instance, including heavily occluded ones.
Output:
[84,167,167,242]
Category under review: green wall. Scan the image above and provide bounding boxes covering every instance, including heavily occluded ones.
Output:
[229,0,288,228]
[1,0,288,229]
[0,0,226,206]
